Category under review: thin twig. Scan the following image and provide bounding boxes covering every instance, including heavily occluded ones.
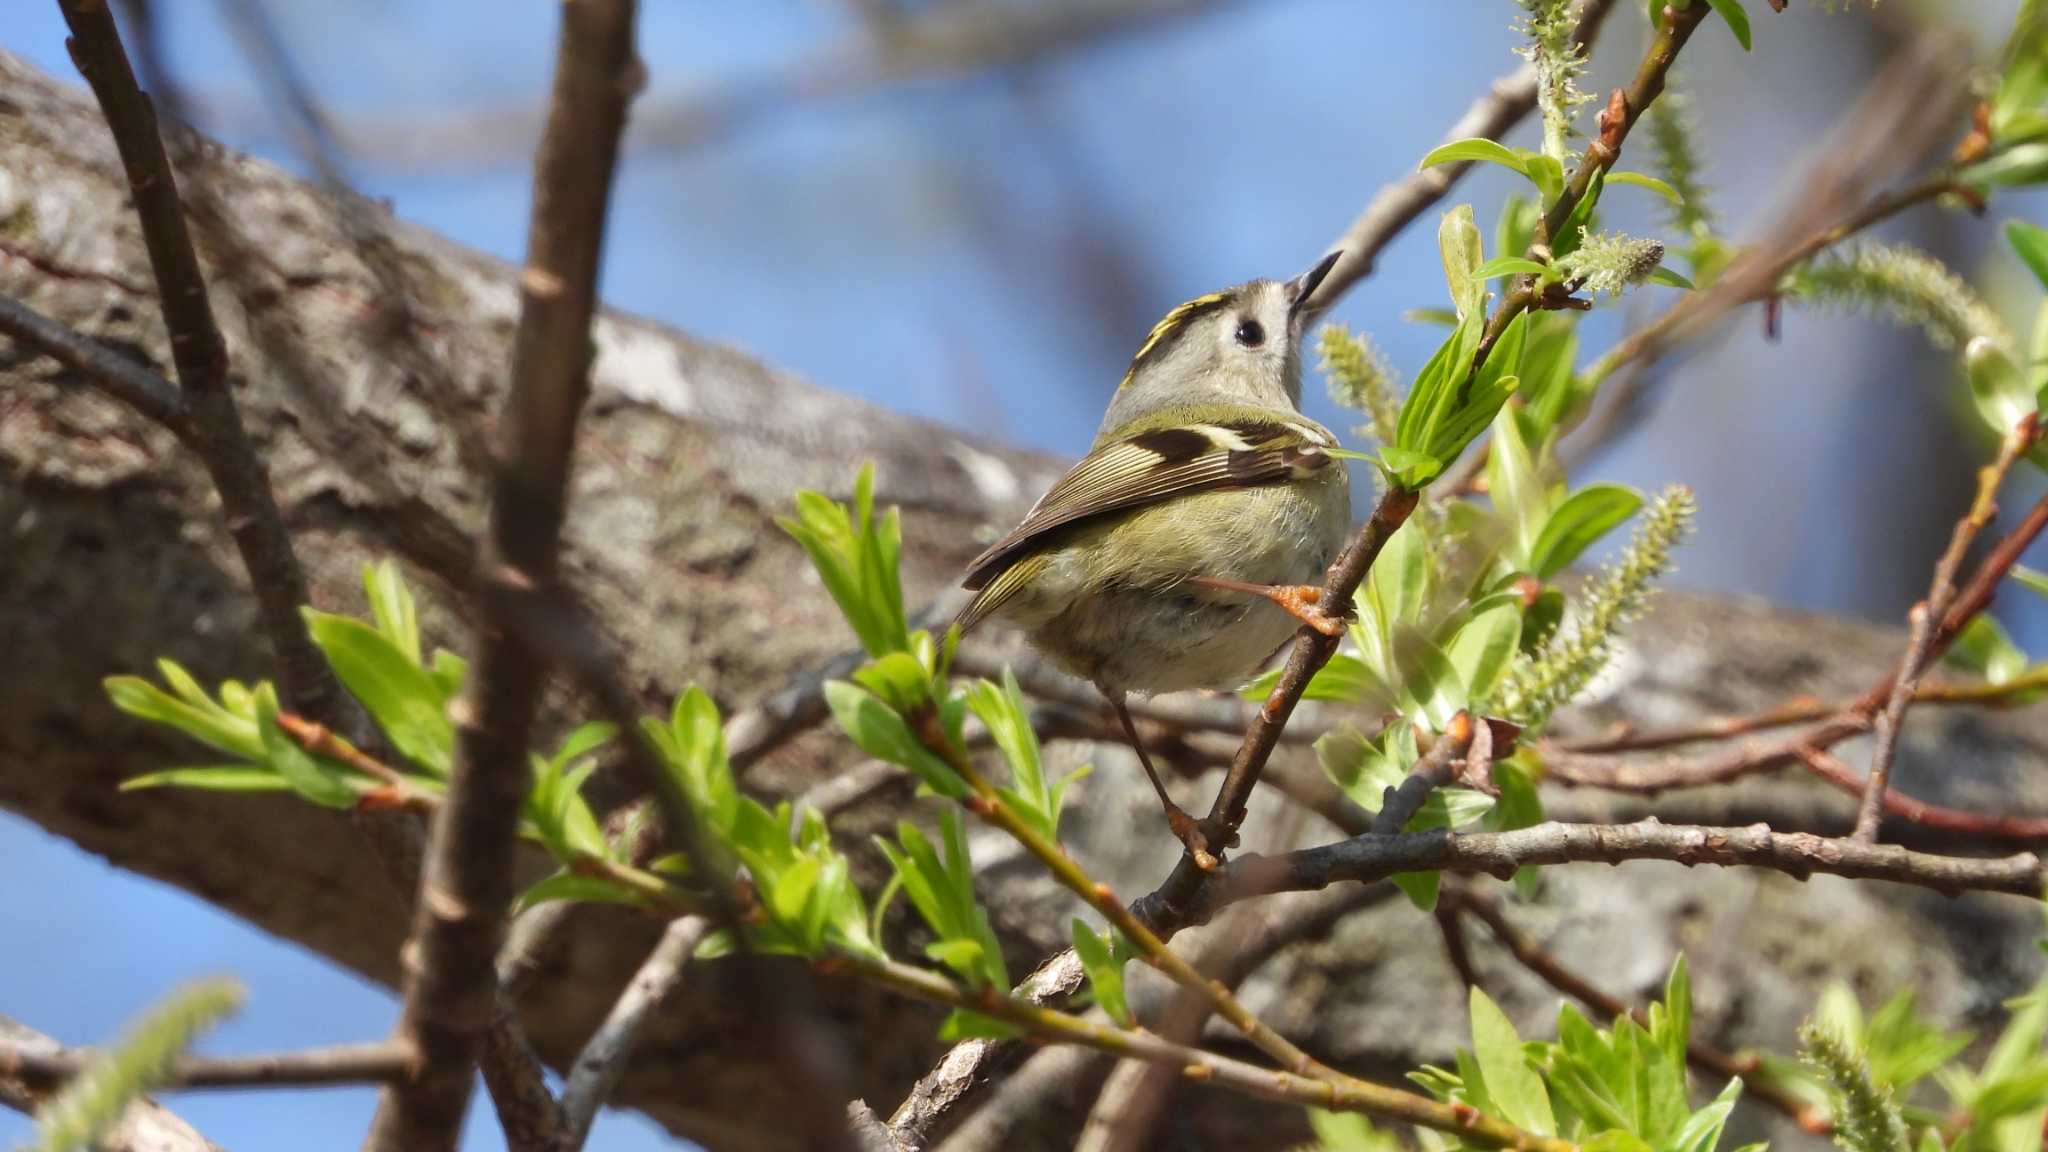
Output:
[842,952,1573,1152]
[0,1038,416,1091]
[0,291,188,437]
[1549,671,2048,755]
[1305,0,1620,312]
[1800,747,2048,841]
[1856,417,2041,840]
[363,4,639,1150]
[54,0,359,736]
[556,916,711,1152]
[1372,713,1475,835]
[1445,889,1829,1133]
[911,717,1362,1095]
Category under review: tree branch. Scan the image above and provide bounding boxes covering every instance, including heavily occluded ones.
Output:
[556,916,711,1152]
[53,0,359,735]
[363,3,639,1149]
[1204,821,2048,920]
[1,1037,415,1091]
[1858,417,2042,839]
[0,291,187,436]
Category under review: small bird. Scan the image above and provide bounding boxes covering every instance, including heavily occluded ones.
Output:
[956,251,1353,865]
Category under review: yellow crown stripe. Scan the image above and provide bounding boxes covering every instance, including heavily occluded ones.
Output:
[1118,291,1230,389]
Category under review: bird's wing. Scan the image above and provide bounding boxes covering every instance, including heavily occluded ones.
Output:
[954,416,1336,632]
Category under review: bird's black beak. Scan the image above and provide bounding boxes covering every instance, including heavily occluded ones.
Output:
[1288,249,1344,320]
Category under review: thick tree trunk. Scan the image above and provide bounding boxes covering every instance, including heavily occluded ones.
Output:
[3,50,2043,1150]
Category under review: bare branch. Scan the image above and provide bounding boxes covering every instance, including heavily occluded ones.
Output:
[1857,417,2041,840]
[0,291,187,435]
[556,917,711,1152]
[364,3,639,1149]
[53,0,357,733]
[0,1017,222,1152]
[1201,821,2048,920]
[1,1037,414,1091]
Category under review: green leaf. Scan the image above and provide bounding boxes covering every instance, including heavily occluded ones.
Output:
[1983,984,2048,1087]
[1706,0,1751,50]
[1531,484,1645,579]
[1071,920,1132,1027]
[1487,405,1548,568]
[767,855,822,934]
[258,703,359,809]
[1378,445,1444,487]
[1606,171,1685,204]
[1469,987,1556,1136]
[1473,256,1551,281]
[363,559,421,665]
[2016,565,2048,602]
[1446,597,1525,704]
[938,1010,1024,1043]
[104,673,264,760]
[1648,265,1696,290]
[2011,220,2048,291]
[1946,616,2027,686]
[1670,1078,1744,1152]
[514,870,645,914]
[120,765,291,793]
[429,649,467,700]
[550,721,617,771]
[302,610,454,775]
[778,465,912,658]
[1419,138,1530,175]
[1523,153,1565,205]
[1661,955,1693,1067]
[825,681,967,799]
[1967,338,2037,435]
[969,671,1063,843]
[1961,143,2048,190]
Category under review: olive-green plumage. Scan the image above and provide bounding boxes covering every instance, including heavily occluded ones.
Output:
[957,252,1353,699]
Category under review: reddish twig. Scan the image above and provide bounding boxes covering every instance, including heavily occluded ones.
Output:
[1800,747,2048,841]
[1551,672,2048,755]
[1856,417,2042,840]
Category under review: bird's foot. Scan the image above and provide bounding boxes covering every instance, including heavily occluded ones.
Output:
[1187,577,1347,637]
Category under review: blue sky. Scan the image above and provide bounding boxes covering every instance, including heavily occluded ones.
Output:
[1,2,2039,1149]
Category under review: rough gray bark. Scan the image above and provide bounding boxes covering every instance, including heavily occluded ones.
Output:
[3,48,2044,1151]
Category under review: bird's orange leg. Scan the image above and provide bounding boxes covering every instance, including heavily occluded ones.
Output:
[1186,576,1347,637]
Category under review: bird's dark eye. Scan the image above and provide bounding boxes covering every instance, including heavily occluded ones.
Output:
[1234,319,1266,348]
